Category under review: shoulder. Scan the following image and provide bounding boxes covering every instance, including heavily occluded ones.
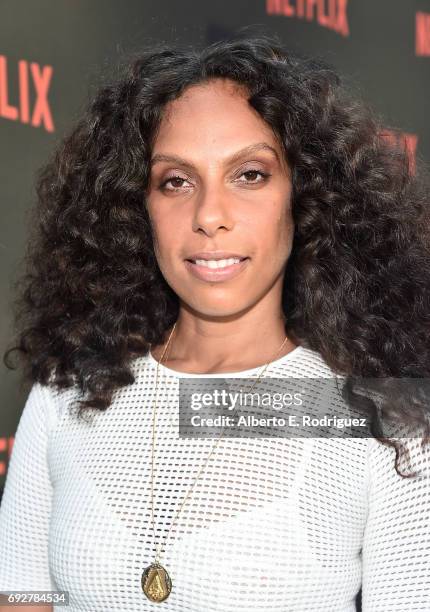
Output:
[19,381,59,434]
[295,346,341,377]
[366,435,430,485]
[274,345,344,379]
[28,378,84,431]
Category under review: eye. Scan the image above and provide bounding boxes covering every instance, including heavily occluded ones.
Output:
[158,175,193,192]
[236,169,271,184]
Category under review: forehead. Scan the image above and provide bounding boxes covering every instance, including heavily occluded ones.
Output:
[152,78,281,154]
[163,78,250,116]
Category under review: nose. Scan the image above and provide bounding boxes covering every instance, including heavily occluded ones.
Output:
[191,183,234,236]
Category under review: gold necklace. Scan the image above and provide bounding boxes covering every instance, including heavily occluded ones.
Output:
[141,321,290,602]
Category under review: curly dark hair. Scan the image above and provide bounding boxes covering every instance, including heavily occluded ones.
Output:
[4,27,430,478]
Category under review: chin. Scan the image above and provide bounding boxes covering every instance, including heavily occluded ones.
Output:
[183,296,253,319]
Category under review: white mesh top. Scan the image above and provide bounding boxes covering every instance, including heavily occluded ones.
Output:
[0,345,429,611]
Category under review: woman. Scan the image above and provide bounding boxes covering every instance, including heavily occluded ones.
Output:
[1,29,430,611]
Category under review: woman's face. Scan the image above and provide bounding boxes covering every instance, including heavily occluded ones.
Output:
[146,78,294,318]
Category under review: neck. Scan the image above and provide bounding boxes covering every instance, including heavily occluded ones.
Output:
[150,300,298,375]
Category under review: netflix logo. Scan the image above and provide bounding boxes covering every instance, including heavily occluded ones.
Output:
[0,55,55,132]
[380,129,418,176]
[0,436,15,477]
[416,12,430,56]
[266,0,349,37]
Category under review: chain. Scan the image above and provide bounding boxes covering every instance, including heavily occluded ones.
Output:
[150,321,290,564]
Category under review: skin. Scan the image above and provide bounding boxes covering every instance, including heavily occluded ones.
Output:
[146,77,298,374]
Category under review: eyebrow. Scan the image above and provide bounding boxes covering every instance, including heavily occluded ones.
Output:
[150,142,280,170]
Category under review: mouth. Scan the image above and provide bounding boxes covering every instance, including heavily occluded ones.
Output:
[184,256,250,282]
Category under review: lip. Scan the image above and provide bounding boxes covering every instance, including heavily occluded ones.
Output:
[186,251,247,261]
[184,257,250,282]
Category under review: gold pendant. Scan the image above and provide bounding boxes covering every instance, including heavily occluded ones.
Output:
[141,561,172,602]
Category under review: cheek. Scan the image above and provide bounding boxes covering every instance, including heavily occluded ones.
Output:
[148,210,177,255]
[255,202,293,250]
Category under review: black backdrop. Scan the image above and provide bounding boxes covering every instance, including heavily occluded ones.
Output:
[0,5,429,607]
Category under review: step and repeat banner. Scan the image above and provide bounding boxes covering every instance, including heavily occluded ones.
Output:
[1,0,429,492]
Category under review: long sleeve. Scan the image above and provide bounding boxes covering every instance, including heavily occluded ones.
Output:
[0,382,57,592]
[361,435,430,610]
